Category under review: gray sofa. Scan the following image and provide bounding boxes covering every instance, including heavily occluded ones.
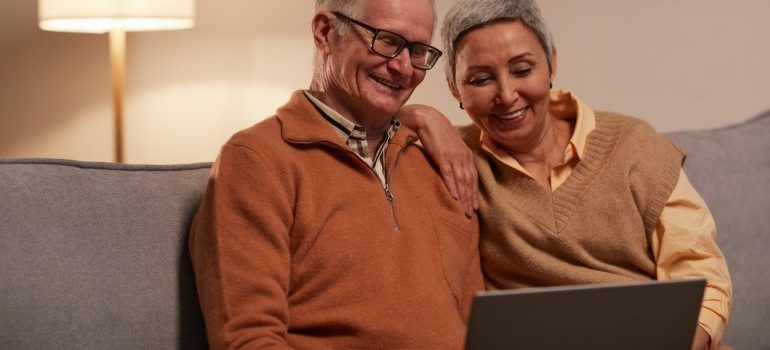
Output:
[1,112,768,350]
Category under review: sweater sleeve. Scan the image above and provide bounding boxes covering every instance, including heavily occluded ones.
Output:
[651,169,732,350]
[189,143,295,350]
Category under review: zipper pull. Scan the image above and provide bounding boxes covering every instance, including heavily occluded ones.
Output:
[383,184,400,231]
[385,185,394,202]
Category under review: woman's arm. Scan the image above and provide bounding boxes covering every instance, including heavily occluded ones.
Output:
[398,104,478,216]
[652,170,732,350]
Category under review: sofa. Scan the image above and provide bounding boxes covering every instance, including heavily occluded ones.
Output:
[1,111,768,349]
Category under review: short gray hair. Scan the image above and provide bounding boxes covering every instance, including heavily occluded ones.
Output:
[315,0,364,32]
[442,0,555,89]
[315,0,437,30]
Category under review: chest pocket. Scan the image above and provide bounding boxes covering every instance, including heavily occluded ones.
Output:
[431,211,474,307]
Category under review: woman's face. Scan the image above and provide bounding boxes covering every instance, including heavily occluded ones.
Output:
[452,20,556,151]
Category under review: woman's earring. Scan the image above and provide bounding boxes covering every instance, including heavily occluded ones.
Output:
[549,82,553,89]
[459,102,464,110]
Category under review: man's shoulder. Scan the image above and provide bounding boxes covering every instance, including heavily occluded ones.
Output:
[213,116,303,183]
[226,116,286,152]
[395,139,471,217]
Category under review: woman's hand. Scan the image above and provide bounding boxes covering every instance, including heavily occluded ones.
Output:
[398,104,478,216]
[691,325,711,350]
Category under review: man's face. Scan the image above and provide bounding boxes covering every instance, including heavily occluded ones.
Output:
[325,0,435,125]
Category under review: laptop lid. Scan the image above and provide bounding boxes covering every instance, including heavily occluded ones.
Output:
[464,279,705,350]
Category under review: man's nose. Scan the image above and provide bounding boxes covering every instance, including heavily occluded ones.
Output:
[387,47,414,75]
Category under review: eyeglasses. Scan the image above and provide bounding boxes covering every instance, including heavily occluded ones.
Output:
[332,12,443,70]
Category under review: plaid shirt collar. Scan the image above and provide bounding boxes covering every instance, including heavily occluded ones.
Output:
[303,91,400,164]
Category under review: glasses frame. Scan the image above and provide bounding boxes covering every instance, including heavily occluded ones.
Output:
[332,12,443,70]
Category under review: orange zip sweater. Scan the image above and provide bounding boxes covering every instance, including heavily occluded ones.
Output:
[190,91,484,350]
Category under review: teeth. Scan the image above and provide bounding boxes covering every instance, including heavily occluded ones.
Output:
[372,76,401,90]
[498,108,525,120]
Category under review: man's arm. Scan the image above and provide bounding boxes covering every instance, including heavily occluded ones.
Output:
[189,143,294,350]
[398,104,478,216]
[652,170,732,350]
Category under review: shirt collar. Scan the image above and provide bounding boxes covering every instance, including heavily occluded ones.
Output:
[549,89,596,160]
[303,90,400,140]
[303,91,367,142]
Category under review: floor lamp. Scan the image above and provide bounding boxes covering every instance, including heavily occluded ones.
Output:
[38,0,195,162]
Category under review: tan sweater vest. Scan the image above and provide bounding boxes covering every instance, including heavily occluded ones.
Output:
[464,112,684,289]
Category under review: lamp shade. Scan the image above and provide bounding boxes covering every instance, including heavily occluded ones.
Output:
[39,0,195,33]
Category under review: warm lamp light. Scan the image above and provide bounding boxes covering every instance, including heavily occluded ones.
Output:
[38,0,195,162]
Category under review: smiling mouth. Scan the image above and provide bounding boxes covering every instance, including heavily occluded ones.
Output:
[495,107,527,121]
[371,76,403,91]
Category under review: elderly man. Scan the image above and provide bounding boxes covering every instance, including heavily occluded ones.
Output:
[189,0,483,349]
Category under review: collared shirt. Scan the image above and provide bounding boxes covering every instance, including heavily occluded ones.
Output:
[303,91,399,187]
[479,90,731,348]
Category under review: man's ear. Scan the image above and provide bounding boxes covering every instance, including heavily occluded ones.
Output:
[311,12,336,54]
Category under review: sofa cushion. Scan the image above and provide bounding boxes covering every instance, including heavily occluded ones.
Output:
[0,159,211,350]
[666,111,770,349]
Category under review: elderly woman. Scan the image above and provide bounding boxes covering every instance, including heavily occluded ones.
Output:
[402,0,732,349]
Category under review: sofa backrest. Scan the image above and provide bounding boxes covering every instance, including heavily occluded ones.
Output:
[1,112,768,350]
[666,111,770,349]
[0,159,212,350]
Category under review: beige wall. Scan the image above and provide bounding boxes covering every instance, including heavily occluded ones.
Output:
[1,0,768,163]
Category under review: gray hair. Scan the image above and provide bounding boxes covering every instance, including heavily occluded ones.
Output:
[442,0,555,89]
[315,0,437,31]
[315,0,364,32]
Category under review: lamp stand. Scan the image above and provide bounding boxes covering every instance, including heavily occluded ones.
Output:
[109,30,126,163]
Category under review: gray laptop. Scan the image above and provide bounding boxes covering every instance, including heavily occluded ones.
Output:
[464,279,705,350]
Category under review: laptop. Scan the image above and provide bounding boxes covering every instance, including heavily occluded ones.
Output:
[464,279,705,350]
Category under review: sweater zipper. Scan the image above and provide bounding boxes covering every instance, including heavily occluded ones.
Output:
[370,145,400,231]
[383,181,400,231]
[353,153,400,231]
[380,136,414,232]
[292,138,406,231]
